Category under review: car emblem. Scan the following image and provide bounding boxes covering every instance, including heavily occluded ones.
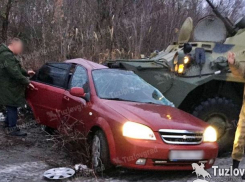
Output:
[183,135,187,139]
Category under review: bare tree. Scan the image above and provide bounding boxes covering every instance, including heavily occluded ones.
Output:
[2,0,245,68]
[1,0,13,42]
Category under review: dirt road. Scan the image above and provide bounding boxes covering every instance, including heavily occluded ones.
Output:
[0,124,242,182]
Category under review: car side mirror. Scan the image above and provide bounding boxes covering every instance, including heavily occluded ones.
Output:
[70,87,86,98]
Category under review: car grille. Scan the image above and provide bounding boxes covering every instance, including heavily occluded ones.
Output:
[159,129,203,145]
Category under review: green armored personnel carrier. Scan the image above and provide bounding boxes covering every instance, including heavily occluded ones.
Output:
[105,0,245,153]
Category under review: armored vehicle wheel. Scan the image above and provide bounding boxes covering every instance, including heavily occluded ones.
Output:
[193,97,240,153]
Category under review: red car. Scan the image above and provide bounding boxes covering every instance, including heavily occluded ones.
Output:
[26,58,218,171]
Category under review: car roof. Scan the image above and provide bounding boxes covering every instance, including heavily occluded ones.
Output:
[65,58,108,71]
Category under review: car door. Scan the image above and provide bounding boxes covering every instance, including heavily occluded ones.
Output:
[61,65,92,133]
[26,63,72,129]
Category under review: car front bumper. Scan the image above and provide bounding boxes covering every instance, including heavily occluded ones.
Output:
[111,132,218,170]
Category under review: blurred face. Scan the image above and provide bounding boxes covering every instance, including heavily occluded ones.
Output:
[13,41,23,55]
[9,41,23,55]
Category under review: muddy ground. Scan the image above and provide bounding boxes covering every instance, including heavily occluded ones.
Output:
[0,122,243,182]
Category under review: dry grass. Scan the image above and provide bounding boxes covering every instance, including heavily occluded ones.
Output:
[47,120,91,167]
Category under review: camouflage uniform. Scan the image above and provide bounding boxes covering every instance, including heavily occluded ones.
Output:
[230,60,245,161]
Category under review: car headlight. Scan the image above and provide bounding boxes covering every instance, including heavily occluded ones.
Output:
[122,121,156,140]
[203,126,217,142]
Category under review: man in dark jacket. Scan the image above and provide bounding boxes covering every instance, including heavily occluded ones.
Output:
[0,38,34,136]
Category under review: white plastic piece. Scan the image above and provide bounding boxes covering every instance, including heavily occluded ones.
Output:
[74,164,88,171]
[0,113,5,122]
[214,70,221,75]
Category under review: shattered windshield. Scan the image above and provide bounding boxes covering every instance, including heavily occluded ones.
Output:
[92,69,174,107]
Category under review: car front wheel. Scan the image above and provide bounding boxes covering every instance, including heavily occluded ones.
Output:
[92,130,111,172]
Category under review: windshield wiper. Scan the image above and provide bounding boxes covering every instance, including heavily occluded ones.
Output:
[142,101,158,105]
[103,98,138,102]
[144,101,175,107]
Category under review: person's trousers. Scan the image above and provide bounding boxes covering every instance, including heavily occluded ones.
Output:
[232,104,245,161]
[5,106,18,128]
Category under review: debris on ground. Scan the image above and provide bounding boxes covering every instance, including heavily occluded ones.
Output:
[43,167,75,180]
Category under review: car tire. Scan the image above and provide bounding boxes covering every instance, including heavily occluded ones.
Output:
[92,130,111,172]
[193,97,240,153]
